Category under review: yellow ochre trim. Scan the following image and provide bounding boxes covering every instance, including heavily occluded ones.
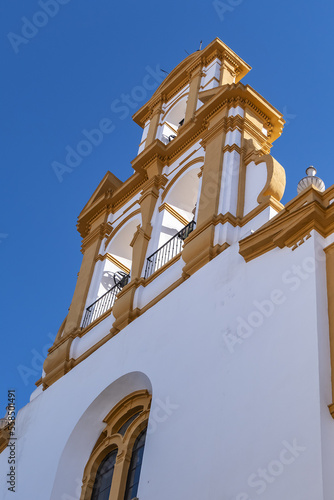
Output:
[96,254,131,274]
[324,241,334,418]
[158,203,189,226]
[104,209,141,250]
[80,390,151,500]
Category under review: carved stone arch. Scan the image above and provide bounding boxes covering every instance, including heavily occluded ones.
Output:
[104,209,141,251]
[147,158,203,258]
[163,92,189,121]
[148,52,197,105]
[162,157,204,205]
[159,93,189,144]
[82,211,142,310]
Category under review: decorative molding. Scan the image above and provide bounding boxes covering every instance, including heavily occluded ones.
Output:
[239,186,334,263]
[223,144,242,155]
[95,254,131,274]
[109,200,140,228]
[42,39,289,389]
[79,307,114,336]
[80,391,151,500]
[133,38,251,129]
[81,222,113,253]
[162,91,189,118]
[104,209,141,250]
[167,148,202,176]
[161,157,204,202]
[143,253,182,285]
[200,76,220,91]
[112,177,147,213]
[158,203,189,226]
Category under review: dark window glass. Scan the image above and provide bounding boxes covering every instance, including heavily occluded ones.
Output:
[117,412,141,437]
[124,429,147,500]
[91,449,117,500]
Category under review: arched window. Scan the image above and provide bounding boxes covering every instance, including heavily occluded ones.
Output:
[91,449,117,500]
[124,429,147,500]
[80,390,151,500]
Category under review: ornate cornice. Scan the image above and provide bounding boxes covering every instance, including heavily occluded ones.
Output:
[133,37,251,128]
[81,222,113,253]
[239,185,334,262]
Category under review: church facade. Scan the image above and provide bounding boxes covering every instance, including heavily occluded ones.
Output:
[1,37,334,500]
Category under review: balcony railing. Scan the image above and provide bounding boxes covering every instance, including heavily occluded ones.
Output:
[81,273,130,329]
[144,220,196,279]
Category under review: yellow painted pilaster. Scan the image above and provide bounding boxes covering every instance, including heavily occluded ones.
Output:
[182,113,227,277]
[112,159,166,330]
[184,65,203,124]
[145,102,163,146]
[43,215,112,388]
[220,60,235,85]
[65,218,112,335]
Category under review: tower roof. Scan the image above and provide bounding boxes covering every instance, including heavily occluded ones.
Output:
[133,37,252,128]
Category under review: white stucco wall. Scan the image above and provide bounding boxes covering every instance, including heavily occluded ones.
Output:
[244,161,268,215]
[1,232,333,500]
[138,120,150,154]
[200,58,221,91]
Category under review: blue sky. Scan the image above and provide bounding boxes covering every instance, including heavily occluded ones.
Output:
[1,0,333,411]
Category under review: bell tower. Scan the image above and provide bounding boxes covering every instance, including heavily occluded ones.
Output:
[4,37,334,500]
[41,38,286,389]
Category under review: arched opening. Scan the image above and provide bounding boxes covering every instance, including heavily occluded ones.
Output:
[101,217,141,294]
[49,372,152,500]
[82,215,141,328]
[159,96,187,144]
[144,164,201,278]
[158,165,201,248]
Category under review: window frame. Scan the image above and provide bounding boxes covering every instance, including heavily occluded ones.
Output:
[80,390,151,500]
[91,448,118,500]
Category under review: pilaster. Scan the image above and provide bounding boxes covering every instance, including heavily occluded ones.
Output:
[182,111,227,276]
[184,64,204,124]
[43,215,112,388]
[145,101,163,146]
[112,159,167,330]
[220,60,236,85]
[65,217,113,335]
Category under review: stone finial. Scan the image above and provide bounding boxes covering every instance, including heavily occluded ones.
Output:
[297,166,325,194]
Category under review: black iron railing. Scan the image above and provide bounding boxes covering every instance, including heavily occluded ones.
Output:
[144,220,195,279]
[81,273,130,329]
